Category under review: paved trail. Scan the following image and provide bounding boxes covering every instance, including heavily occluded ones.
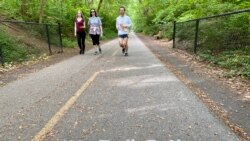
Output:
[0,34,240,141]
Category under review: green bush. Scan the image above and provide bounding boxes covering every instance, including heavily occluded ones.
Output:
[198,13,250,53]
[175,21,196,42]
[198,46,250,78]
[101,28,117,40]
[162,23,174,39]
[62,38,77,48]
[0,28,41,64]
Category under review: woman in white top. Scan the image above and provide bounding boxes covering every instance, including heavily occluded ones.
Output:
[88,9,103,55]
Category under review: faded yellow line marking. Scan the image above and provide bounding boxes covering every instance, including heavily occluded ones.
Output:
[32,71,100,141]
[112,49,120,56]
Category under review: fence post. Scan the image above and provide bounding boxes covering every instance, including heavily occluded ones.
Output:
[194,20,200,54]
[0,20,3,66]
[173,21,176,48]
[0,46,3,66]
[58,23,63,53]
[45,24,52,55]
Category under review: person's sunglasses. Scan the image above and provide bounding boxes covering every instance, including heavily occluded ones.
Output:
[91,11,95,13]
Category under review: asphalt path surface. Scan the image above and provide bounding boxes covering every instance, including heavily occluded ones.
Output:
[0,33,240,141]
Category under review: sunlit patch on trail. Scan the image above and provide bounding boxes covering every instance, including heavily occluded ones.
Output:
[101,64,164,73]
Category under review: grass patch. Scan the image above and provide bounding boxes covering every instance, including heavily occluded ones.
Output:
[198,47,250,78]
[62,38,77,48]
[0,27,42,65]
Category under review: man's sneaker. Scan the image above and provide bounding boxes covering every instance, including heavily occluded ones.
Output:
[94,51,98,55]
[124,53,128,56]
[122,48,125,54]
[99,48,102,54]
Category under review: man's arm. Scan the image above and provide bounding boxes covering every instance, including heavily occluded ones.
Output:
[126,16,132,28]
[116,17,119,30]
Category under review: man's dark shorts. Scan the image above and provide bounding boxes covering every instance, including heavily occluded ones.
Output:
[119,34,128,39]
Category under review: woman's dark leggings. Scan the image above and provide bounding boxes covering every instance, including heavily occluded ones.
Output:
[90,34,100,45]
[77,31,86,54]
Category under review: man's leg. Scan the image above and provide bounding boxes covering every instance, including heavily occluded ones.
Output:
[119,37,126,54]
[123,37,128,56]
[119,37,124,48]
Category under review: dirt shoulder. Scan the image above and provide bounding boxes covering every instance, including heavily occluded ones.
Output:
[0,48,77,86]
[0,37,113,86]
[137,33,250,140]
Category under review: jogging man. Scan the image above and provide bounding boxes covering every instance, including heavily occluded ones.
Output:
[116,6,132,56]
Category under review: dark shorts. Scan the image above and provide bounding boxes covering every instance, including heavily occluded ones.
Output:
[119,34,128,39]
[89,34,100,45]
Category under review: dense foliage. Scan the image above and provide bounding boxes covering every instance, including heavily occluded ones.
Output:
[0,0,130,39]
[0,0,249,77]
[0,0,249,39]
[128,0,250,78]
[130,0,249,36]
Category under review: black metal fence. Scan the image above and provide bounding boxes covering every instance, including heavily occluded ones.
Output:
[173,9,250,54]
[0,20,63,66]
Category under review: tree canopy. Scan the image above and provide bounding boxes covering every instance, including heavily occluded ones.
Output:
[0,0,249,36]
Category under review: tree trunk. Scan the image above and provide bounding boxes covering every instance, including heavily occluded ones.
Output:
[20,0,28,16]
[39,0,47,23]
[97,0,103,13]
[84,0,94,6]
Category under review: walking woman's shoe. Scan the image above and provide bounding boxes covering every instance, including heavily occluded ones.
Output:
[94,51,98,55]
[122,48,125,54]
[124,52,128,56]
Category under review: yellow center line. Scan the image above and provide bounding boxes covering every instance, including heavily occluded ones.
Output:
[32,71,100,141]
